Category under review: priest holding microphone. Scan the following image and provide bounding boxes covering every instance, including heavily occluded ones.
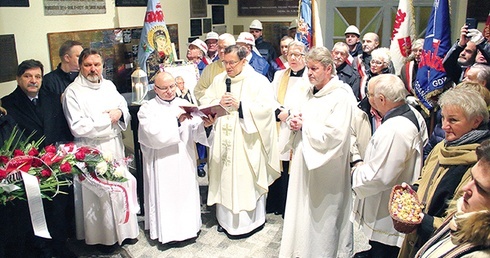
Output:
[200,45,280,238]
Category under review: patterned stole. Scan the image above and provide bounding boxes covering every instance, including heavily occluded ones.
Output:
[277,68,291,132]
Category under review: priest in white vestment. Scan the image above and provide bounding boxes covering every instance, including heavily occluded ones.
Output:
[268,41,310,216]
[62,48,139,245]
[200,45,280,237]
[138,72,215,244]
[279,46,354,258]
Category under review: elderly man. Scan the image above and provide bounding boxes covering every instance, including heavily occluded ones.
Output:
[464,63,490,90]
[138,72,214,245]
[42,40,83,96]
[359,32,380,71]
[345,25,363,59]
[194,33,236,102]
[200,45,280,238]
[279,46,354,258]
[352,74,427,258]
[332,41,361,101]
[267,41,309,217]
[236,31,271,80]
[271,36,294,72]
[204,31,219,64]
[1,59,74,258]
[62,48,139,246]
[249,19,277,64]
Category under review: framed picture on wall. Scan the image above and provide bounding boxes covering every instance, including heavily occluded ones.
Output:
[115,0,147,6]
[203,18,212,33]
[208,0,228,4]
[212,5,225,24]
[190,0,207,18]
[0,0,29,7]
[190,19,203,37]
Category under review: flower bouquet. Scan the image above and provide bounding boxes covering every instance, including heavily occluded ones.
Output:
[0,128,132,205]
[0,127,73,205]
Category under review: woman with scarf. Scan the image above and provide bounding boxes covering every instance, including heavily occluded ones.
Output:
[415,139,490,257]
[398,86,490,257]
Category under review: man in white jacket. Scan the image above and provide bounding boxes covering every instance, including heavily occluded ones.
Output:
[351,74,428,258]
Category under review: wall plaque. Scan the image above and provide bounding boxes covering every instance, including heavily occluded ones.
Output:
[0,35,18,83]
[238,0,298,16]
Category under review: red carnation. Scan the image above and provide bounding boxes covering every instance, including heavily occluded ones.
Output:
[75,151,86,161]
[59,162,72,173]
[13,149,24,157]
[0,156,9,164]
[28,147,39,156]
[41,169,52,177]
[44,145,57,153]
[31,158,43,167]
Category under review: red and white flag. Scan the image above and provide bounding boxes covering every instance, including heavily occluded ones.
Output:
[389,0,415,76]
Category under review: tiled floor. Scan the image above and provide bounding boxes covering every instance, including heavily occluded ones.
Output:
[68,189,370,258]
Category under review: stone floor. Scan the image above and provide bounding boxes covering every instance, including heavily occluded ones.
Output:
[67,171,370,257]
[68,195,370,257]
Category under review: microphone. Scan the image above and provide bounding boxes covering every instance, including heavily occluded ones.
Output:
[225,78,231,93]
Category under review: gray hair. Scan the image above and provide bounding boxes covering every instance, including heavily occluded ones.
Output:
[438,87,489,125]
[471,64,490,89]
[332,42,349,55]
[224,45,248,60]
[369,74,407,102]
[371,47,391,63]
[218,33,236,45]
[288,40,307,54]
[305,46,336,76]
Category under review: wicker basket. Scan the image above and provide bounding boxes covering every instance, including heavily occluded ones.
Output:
[389,184,422,234]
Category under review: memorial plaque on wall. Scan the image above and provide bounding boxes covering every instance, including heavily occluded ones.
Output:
[238,0,298,16]
[44,0,106,15]
[0,35,18,83]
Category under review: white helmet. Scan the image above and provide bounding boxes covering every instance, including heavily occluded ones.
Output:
[344,25,360,37]
[249,19,263,30]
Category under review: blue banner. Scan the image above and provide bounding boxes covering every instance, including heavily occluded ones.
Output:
[413,0,451,111]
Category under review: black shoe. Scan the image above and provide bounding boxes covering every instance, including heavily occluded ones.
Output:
[197,168,206,177]
[217,224,225,232]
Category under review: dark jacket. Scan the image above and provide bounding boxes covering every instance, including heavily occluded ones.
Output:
[1,86,73,147]
[41,63,78,97]
[336,62,361,101]
[250,51,272,81]
[255,36,277,64]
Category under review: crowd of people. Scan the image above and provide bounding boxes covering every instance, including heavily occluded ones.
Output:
[1,18,490,258]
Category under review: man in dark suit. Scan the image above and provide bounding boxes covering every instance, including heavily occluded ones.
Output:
[1,59,74,258]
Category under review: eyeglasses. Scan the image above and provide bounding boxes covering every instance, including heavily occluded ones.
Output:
[222,60,241,67]
[370,60,385,66]
[288,52,305,59]
[366,91,375,98]
[154,83,176,92]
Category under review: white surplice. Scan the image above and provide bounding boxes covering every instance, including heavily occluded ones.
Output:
[279,76,354,258]
[63,75,139,245]
[200,65,281,235]
[138,96,211,244]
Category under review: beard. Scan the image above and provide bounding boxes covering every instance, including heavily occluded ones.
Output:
[85,73,101,83]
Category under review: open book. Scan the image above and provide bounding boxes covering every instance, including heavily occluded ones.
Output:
[180,103,229,118]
